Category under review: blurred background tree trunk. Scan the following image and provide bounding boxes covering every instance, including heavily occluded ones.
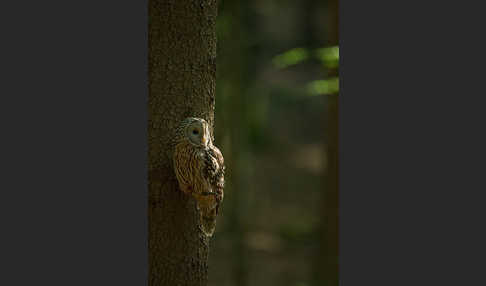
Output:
[148,1,218,285]
[316,0,339,285]
[214,1,257,285]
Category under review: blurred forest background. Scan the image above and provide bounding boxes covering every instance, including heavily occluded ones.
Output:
[209,0,339,286]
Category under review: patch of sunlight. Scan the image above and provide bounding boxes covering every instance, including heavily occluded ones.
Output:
[306,77,339,95]
[315,46,339,68]
[273,48,310,69]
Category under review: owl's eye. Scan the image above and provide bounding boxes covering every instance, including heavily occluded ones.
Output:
[192,129,199,135]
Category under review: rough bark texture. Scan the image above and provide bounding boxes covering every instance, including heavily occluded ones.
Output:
[148,1,218,285]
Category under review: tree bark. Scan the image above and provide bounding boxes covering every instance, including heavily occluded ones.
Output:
[322,0,339,283]
[315,0,339,285]
[148,1,218,285]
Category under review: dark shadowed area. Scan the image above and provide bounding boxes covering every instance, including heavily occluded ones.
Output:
[209,1,339,285]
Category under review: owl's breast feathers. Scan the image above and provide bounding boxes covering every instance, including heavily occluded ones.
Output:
[173,141,200,194]
[173,141,225,205]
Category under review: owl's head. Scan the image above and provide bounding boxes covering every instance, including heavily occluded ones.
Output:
[180,117,211,147]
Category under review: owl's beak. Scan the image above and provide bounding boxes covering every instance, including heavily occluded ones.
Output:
[202,136,208,146]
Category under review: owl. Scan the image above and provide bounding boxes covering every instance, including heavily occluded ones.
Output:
[172,117,225,237]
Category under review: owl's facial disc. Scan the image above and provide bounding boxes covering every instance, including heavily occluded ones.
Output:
[186,121,207,146]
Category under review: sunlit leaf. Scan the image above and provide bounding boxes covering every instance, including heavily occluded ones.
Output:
[315,46,339,68]
[272,48,310,69]
[306,77,339,95]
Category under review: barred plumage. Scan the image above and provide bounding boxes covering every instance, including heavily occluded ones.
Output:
[172,117,225,237]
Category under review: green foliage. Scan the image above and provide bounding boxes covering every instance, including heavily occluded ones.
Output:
[273,46,339,69]
[273,46,340,95]
[315,46,339,69]
[307,77,339,95]
[272,48,310,69]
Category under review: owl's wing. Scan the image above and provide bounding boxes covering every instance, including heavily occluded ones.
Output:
[210,145,225,172]
[208,145,225,192]
[207,145,224,215]
[198,148,220,194]
[192,147,222,200]
[194,146,225,236]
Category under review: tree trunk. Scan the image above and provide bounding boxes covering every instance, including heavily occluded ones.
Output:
[315,0,339,285]
[322,0,339,283]
[148,1,218,285]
